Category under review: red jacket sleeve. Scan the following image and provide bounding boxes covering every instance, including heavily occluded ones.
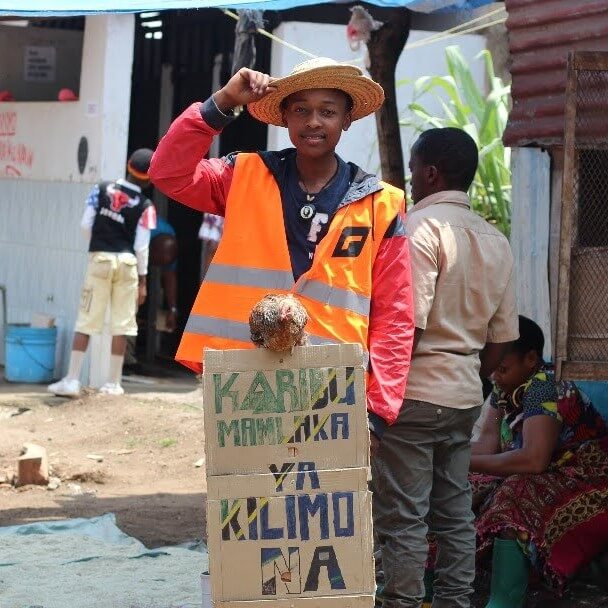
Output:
[366,210,415,427]
[149,103,233,216]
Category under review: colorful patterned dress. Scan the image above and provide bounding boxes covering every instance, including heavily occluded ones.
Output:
[472,369,608,590]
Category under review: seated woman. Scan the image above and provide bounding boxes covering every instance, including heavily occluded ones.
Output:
[471,315,608,607]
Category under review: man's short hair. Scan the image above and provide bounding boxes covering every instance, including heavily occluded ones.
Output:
[414,127,479,191]
[509,315,545,359]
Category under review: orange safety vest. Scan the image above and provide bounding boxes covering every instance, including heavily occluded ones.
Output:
[177,153,404,373]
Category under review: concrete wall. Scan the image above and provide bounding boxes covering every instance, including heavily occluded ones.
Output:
[0,180,90,376]
[268,22,486,181]
[0,24,83,102]
[0,15,135,384]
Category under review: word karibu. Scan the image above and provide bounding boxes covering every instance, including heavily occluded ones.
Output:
[212,366,356,448]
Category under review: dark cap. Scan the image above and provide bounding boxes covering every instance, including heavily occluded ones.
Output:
[127,148,154,180]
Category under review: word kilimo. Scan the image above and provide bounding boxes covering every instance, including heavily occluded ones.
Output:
[213,366,356,448]
[221,491,354,542]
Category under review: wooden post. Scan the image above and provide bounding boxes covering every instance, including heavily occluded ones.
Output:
[366,9,411,191]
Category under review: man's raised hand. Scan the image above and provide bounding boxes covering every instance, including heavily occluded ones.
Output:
[214,68,276,113]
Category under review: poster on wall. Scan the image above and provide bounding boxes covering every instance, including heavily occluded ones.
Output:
[203,344,374,607]
[24,46,56,82]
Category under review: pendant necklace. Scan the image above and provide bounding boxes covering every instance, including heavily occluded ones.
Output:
[298,162,339,220]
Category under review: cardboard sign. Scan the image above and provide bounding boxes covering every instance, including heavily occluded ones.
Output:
[203,344,374,608]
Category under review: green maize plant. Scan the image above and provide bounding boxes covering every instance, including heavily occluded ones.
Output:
[400,45,512,237]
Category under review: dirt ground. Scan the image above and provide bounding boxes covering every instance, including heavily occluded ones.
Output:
[1,378,607,607]
[0,379,207,548]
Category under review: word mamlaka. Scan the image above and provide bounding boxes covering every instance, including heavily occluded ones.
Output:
[213,366,356,447]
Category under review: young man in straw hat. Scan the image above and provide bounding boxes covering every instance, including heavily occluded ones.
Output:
[149,57,414,450]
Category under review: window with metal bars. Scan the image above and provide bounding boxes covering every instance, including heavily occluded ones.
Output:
[578,149,608,248]
[556,51,608,381]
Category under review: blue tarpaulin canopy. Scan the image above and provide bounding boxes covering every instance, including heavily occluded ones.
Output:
[0,0,494,17]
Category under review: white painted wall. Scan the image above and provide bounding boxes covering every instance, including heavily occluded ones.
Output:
[0,15,135,384]
[0,181,91,376]
[268,23,486,191]
[0,15,133,182]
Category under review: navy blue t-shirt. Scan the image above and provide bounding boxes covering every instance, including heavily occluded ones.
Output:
[277,151,351,280]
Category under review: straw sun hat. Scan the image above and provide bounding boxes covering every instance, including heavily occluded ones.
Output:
[247,57,385,127]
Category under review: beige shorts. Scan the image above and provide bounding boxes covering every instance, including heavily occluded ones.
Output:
[75,252,139,336]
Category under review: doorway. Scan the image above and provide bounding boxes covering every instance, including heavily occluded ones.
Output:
[127,9,271,373]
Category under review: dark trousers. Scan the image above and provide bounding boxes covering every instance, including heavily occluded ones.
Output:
[372,399,481,608]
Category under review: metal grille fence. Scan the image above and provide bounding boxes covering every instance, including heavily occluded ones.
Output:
[556,52,608,380]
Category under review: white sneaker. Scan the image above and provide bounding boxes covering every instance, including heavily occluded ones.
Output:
[99,382,125,396]
[48,377,81,397]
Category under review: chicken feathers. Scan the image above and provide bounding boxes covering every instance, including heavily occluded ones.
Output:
[249,294,309,353]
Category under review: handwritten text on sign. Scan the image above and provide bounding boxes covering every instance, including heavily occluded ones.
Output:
[212,366,356,448]
[204,347,373,605]
[220,462,357,595]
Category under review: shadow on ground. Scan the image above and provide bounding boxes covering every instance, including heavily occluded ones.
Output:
[0,491,207,548]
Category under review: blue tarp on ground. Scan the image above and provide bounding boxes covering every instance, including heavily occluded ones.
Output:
[0,513,208,608]
[0,0,494,17]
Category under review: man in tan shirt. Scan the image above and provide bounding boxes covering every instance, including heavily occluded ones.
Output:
[372,128,518,608]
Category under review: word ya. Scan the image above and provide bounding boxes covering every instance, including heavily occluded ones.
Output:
[213,366,356,415]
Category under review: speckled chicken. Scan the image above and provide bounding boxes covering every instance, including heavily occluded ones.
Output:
[249,294,309,353]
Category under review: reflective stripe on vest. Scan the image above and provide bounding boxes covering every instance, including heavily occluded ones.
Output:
[204,264,370,317]
[175,153,404,373]
[185,314,251,343]
[184,313,370,366]
[294,278,371,317]
[186,313,341,348]
[205,264,294,291]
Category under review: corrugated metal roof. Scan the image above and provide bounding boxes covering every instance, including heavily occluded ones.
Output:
[504,0,608,147]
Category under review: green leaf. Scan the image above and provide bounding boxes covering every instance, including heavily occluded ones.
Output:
[479,137,504,159]
[445,46,485,122]
[476,49,496,82]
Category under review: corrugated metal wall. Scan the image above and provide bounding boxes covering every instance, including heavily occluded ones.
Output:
[503,0,608,147]
[0,180,91,379]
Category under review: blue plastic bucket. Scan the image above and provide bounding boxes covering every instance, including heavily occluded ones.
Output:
[5,324,57,383]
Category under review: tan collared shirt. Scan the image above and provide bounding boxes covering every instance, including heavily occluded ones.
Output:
[405,191,519,409]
